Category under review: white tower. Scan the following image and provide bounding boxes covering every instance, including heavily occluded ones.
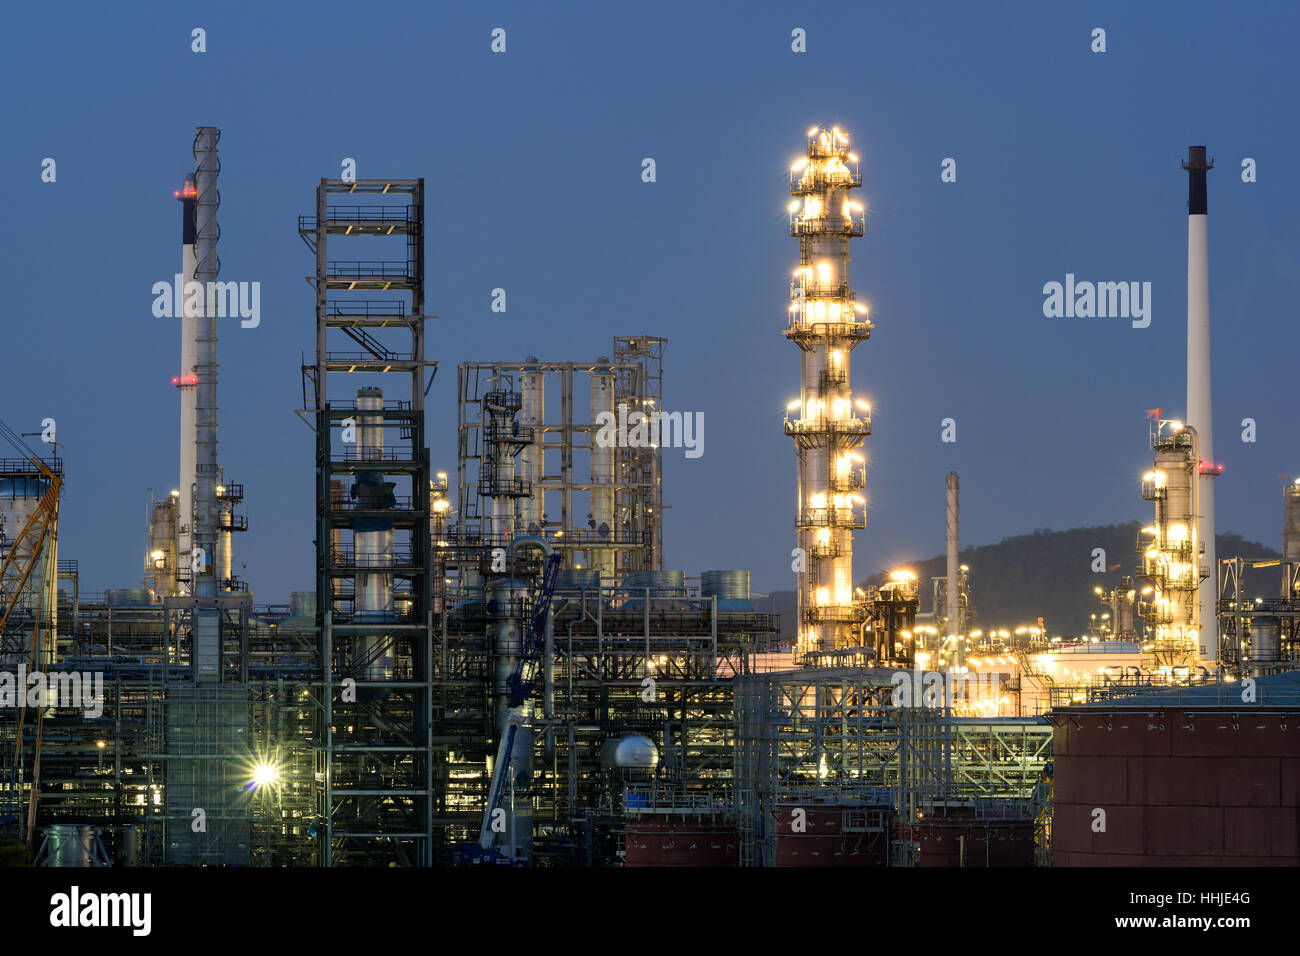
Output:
[1183,146,1217,660]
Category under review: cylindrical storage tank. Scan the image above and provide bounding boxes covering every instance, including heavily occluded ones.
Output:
[915,815,1035,867]
[353,387,395,683]
[117,825,145,866]
[624,570,686,594]
[589,359,616,580]
[701,570,750,600]
[1053,700,1300,866]
[105,588,152,607]
[554,569,601,592]
[772,797,892,867]
[624,813,738,867]
[40,825,105,867]
[1250,616,1281,663]
[290,591,316,619]
[702,569,752,610]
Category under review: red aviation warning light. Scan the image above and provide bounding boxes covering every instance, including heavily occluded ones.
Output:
[172,373,197,387]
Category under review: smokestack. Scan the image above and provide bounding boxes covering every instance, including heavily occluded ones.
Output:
[1183,145,1216,658]
[177,172,198,589]
[946,472,961,668]
[192,126,220,680]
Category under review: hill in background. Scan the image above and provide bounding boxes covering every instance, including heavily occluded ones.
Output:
[766,523,1279,642]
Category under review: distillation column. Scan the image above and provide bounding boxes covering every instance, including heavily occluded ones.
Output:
[783,126,871,656]
[1283,481,1300,598]
[590,360,616,581]
[520,359,545,536]
[1141,421,1203,668]
[1184,146,1217,660]
[355,386,395,681]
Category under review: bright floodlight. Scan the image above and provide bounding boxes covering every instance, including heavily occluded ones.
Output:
[252,762,279,787]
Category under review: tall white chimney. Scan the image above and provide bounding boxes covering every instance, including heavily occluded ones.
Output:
[177,172,198,590]
[1183,146,1217,660]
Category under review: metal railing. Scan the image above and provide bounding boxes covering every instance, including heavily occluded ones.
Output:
[326,260,413,278]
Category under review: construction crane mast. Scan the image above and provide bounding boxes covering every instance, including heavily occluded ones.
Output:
[0,419,63,854]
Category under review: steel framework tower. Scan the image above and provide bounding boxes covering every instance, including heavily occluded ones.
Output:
[783,127,871,656]
[300,179,435,866]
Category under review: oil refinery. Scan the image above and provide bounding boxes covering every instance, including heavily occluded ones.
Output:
[0,118,1295,878]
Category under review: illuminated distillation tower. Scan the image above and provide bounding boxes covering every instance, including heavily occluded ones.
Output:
[783,126,872,656]
[1139,419,1206,669]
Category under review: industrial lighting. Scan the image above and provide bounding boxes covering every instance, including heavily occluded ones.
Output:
[151,550,165,561]
[790,158,808,173]
[95,740,106,749]
[249,762,279,789]
[170,490,180,497]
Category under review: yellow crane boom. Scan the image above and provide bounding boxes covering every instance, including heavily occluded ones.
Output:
[0,454,62,852]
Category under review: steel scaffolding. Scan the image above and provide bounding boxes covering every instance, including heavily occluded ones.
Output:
[732,668,1051,866]
[300,179,436,866]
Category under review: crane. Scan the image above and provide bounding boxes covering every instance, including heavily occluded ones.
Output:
[0,419,62,854]
[475,550,561,862]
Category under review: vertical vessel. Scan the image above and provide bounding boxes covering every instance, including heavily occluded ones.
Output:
[783,127,871,656]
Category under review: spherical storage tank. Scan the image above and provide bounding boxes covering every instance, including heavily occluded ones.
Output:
[599,734,659,771]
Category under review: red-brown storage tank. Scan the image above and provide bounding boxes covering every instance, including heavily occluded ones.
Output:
[624,813,738,867]
[1052,674,1300,866]
[911,814,1036,867]
[771,798,892,867]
